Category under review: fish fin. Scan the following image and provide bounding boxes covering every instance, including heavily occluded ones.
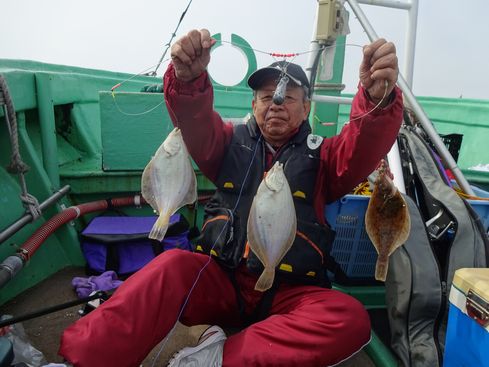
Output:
[141,160,152,195]
[246,208,260,255]
[387,208,411,256]
[149,212,170,241]
[375,258,388,282]
[246,203,268,264]
[254,268,275,292]
[141,160,159,211]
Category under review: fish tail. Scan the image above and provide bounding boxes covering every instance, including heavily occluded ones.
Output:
[375,258,389,282]
[254,268,275,292]
[149,212,170,241]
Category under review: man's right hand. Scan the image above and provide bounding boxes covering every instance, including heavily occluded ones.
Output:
[170,29,216,82]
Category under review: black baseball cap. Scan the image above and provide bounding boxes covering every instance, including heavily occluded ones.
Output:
[247,61,310,90]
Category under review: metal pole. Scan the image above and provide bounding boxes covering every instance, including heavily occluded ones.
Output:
[348,0,381,39]
[358,0,412,10]
[0,185,71,244]
[346,0,475,196]
[403,0,418,87]
[346,0,405,192]
[305,4,321,82]
[397,76,474,195]
[312,94,354,105]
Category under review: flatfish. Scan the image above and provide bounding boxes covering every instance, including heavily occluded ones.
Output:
[365,160,411,281]
[141,128,197,241]
[247,162,297,292]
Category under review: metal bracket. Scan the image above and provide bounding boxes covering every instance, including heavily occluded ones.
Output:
[466,289,489,327]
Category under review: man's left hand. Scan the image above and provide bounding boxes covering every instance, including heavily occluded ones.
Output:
[359,39,398,104]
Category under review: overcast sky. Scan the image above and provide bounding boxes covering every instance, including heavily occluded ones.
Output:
[1,0,488,99]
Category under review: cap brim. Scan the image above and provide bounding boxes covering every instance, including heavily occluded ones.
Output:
[247,67,305,90]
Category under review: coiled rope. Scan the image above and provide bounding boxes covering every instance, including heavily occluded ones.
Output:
[0,75,41,220]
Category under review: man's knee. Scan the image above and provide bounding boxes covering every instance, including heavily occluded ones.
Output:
[134,249,202,283]
[312,290,371,337]
[160,248,195,262]
[332,292,371,340]
[346,296,370,332]
[150,248,200,268]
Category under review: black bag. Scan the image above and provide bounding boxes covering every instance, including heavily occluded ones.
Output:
[385,126,489,366]
[192,207,243,268]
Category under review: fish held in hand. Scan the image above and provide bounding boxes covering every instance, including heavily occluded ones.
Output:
[247,162,297,292]
[141,128,197,241]
[365,161,410,281]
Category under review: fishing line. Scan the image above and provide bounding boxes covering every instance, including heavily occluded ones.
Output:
[150,103,263,367]
[151,0,195,76]
[112,41,363,92]
[343,79,390,124]
[110,62,162,92]
[112,96,165,117]
[109,42,369,118]
[220,39,340,58]
[110,61,169,117]
[270,56,300,105]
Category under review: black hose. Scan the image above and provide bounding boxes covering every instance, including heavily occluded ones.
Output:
[0,255,23,289]
[308,45,326,99]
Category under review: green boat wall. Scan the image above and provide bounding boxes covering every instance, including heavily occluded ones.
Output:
[1,33,489,309]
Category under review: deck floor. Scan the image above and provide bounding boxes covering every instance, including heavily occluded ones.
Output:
[0,267,375,366]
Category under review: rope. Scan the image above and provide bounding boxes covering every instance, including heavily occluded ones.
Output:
[0,74,41,220]
[18,171,42,219]
[454,186,489,201]
[0,76,29,174]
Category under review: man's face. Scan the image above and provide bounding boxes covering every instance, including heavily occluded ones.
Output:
[252,78,311,147]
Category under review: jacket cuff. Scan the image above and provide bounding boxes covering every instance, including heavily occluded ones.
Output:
[165,63,210,95]
[359,84,401,113]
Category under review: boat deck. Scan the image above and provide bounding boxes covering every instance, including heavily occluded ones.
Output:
[0,267,375,366]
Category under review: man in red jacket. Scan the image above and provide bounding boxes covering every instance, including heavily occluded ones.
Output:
[60,29,402,367]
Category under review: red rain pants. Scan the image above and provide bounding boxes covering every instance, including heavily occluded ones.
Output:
[59,249,370,366]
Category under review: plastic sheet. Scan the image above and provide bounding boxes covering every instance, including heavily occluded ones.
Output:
[0,315,46,367]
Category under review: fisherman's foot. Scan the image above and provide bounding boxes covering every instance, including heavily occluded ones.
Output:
[143,322,211,366]
[167,325,227,367]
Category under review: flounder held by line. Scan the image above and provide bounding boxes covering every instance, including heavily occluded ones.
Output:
[365,160,410,281]
[247,162,297,292]
[141,128,197,241]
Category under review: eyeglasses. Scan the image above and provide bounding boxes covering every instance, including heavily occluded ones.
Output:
[256,94,301,107]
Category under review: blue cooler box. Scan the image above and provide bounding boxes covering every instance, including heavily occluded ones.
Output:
[324,186,489,280]
[444,268,489,367]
